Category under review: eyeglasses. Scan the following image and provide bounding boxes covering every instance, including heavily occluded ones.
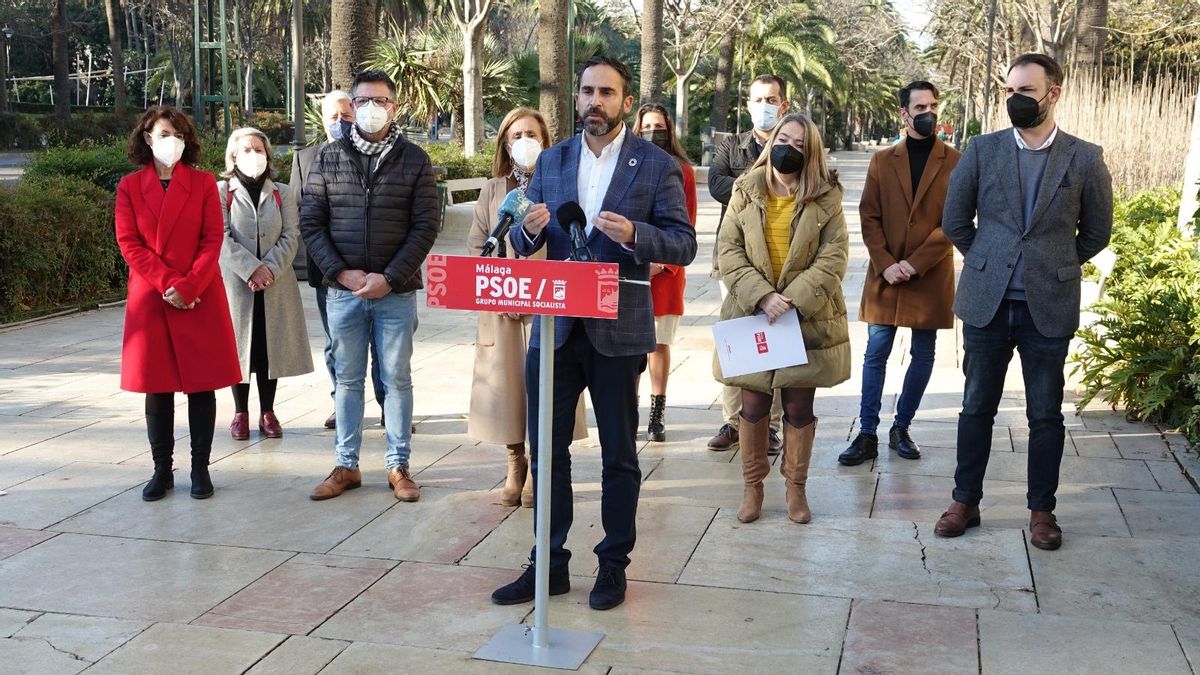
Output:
[352,96,394,108]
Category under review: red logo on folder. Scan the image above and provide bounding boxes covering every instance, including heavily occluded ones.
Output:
[755,331,769,354]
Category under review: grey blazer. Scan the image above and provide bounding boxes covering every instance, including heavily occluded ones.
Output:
[942,128,1113,338]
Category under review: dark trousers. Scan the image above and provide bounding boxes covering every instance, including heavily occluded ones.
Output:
[315,285,385,406]
[145,391,217,464]
[954,300,1071,511]
[232,290,277,413]
[526,322,646,574]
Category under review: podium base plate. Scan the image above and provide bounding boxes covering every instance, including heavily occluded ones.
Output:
[473,624,604,670]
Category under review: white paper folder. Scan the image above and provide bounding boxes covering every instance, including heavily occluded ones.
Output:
[712,310,808,378]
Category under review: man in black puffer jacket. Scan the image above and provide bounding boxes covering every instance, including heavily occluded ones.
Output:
[300,69,440,505]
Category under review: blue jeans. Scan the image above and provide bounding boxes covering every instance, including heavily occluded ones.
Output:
[315,285,385,406]
[954,300,1070,511]
[325,288,418,470]
[858,324,937,435]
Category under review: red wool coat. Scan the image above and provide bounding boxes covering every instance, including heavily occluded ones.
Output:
[114,163,242,394]
[650,161,697,317]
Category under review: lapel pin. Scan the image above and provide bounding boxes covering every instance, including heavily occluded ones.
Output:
[628,158,637,167]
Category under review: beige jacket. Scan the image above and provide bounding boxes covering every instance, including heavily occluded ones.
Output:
[713,166,851,393]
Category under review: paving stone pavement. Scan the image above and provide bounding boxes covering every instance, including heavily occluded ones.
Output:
[1,151,1198,674]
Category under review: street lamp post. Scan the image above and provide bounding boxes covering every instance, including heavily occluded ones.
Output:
[1,24,13,113]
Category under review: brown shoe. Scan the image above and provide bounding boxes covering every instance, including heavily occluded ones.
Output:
[736,414,771,523]
[310,466,362,501]
[499,444,528,507]
[521,463,534,508]
[259,411,283,438]
[388,466,421,502]
[934,501,981,537]
[324,412,336,429]
[230,412,250,441]
[707,423,739,451]
[780,417,816,524]
[1029,511,1062,550]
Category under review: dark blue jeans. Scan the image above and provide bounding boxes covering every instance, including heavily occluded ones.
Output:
[858,324,937,435]
[315,285,385,407]
[954,300,1071,511]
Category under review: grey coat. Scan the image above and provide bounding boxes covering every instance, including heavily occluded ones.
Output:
[942,128,1113,338]
[218,177,315,381]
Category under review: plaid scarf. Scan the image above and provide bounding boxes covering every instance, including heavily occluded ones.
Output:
[350,123,400,156]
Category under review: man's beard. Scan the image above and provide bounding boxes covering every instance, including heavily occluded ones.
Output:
[581,107,622,136]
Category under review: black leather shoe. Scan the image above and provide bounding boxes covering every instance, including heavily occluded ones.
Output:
[190,466,214,499]
[838,433,879,466]
[589,565,627,610]
[490,565,570,605]
[889,426,921,460]
[142,466,174,501]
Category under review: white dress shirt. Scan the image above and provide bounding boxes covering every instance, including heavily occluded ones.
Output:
[1013,124,1058,151]
[578,124,627,236]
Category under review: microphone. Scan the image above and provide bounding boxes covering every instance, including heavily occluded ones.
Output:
[480,189,532,257]
[556,201,593,262]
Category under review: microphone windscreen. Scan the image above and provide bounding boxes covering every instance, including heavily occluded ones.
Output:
[556,201,587,232]
[496,189,532,220]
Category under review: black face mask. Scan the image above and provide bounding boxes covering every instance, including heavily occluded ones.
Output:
[1007,91,1051,129]
[911,112,937,138]
[770,144,805,175]
[640,128,670,149]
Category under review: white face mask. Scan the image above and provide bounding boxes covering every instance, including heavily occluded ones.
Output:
[749,102,780,132]
[356,102,391,135]
[150,135,185,168]
[235,151,269,179]
[510,137,543,170]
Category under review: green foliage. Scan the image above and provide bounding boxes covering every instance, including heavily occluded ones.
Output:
[247,111,296,147]
[39,112,135,147]
[1073,188,1200,444]
[0,113,45,150]
[0,176,125,323]
[23,144,136,193]
[421,141,496,181]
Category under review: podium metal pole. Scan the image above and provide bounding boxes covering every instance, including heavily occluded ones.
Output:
[473,314,603,669]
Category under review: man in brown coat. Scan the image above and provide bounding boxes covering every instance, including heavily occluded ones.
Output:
[839,81,961,466]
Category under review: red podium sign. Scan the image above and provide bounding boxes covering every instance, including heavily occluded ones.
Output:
[425,254,619,319]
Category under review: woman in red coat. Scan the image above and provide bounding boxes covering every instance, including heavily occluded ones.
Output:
[633,103,697,442]
[115,106,242,502]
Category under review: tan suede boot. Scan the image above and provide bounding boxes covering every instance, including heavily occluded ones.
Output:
[521,463,534,508]
[781,417,817,523]
[500,443,528,507]
[737,414,771,523]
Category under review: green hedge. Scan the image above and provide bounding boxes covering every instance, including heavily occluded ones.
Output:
[0,176,124,323]
[1073,187,1200,445]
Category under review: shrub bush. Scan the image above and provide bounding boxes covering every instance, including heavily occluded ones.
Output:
[1073,187,1200,445]
[39,112,135,147]
[23,144,136,193]
[420,140,496,181]
[0,113,46,150]
[0,176,125,323]
[246,111,296,147]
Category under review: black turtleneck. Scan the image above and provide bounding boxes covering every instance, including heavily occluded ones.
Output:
[906,132,935,198]
[234,168,267,210]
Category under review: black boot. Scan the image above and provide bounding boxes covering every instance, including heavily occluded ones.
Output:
[142,463,174,501]
[647,394,666,442]
[191,457,214,499]
[188,391,216,499]
[889,425,922,460]
[143,394,175,501]
[838,432,879,466]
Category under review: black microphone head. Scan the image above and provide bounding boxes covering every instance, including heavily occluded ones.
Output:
[556,201,587,231]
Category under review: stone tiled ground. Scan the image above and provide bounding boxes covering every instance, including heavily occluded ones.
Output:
[1,152,1197,674]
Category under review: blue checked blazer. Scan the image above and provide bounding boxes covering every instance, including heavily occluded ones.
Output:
[510,128,698,357]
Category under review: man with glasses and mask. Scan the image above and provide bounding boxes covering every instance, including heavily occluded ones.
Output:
[840,81,960,468]
[936,53,1113,551]
[489,55,696,611]
[706,73,789,456]
[300,70,440,504]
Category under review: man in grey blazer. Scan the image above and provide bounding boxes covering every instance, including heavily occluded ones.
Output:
[935,53,1113,551]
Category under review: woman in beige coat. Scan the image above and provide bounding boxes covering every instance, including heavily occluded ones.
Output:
[218,127,314,441]
[715,113,850,525]
[467,107,586,507]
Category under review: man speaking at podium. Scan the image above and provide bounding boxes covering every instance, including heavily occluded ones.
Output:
[490,55,697,610]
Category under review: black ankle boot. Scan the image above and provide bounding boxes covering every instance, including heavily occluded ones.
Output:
[648,394,666,442]
[191,451,213,499]
[142,463,174,501]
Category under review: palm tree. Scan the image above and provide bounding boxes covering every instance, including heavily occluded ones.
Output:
[331,0,377,90]
[639,0,664,104]
[105,0,127,114]
[52,0,71,121]
[538,0,570,142]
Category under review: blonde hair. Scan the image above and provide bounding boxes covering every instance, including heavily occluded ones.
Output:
[222,127,274,178]
[492,107,551,178]
[749,113,831,203]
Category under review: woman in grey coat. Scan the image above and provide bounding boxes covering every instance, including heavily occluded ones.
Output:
[218,127,314,440]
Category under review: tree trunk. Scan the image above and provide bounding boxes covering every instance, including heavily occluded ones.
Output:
[0,31,8,113]
[1074,0,1108,73]
[243,59,255,116]
[331,0,376,91]
[462,19,485,157]
[711,29,735,132]
[52,0,71,122]
[105,0,127,114]
[538,0,571,142]
[639,0,663,104]
[675,75,690,138]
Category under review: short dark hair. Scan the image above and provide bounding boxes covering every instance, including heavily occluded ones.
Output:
[578,55,633,98]
[898,81,939,108]
[1008,53,1064,88]
[351,69,397,98]
[750,74,787,100]
[127,105,202,166]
